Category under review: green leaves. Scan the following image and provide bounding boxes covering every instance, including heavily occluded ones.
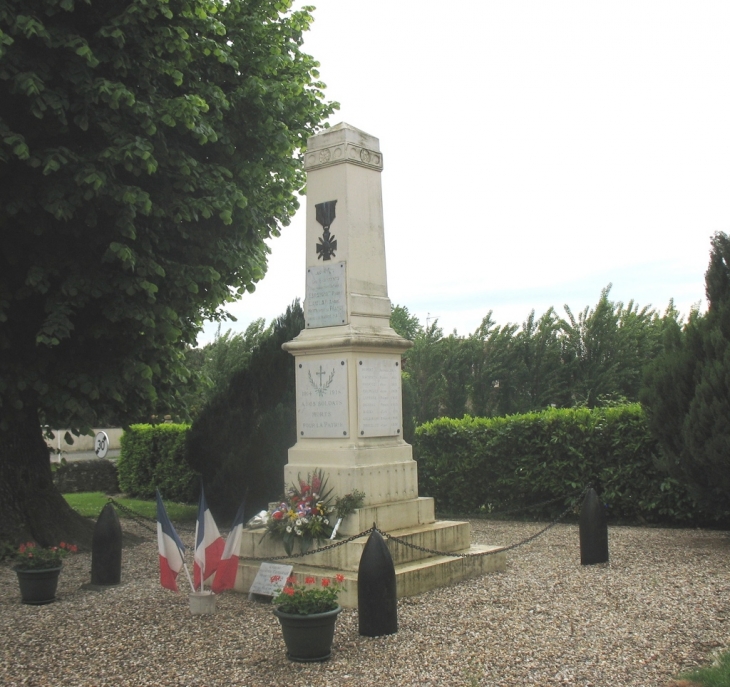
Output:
[396,286,675,435]
[117,424,198,502]
[415,405,698,524]
[0,0,335,443]
[641,232,730,523]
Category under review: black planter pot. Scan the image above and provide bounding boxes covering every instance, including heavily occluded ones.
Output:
[273,606,341,662]
[14,566,62,605]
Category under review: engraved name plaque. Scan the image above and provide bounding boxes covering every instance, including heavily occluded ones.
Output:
[305,262,347,328]
[357,357,402,437]
[296,359,349,438]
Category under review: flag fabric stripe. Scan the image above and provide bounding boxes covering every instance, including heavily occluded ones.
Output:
[210,556,238,593]
[193,486,224,590]
[194,536,225,589]
[156,490,185,592]
[212,498,246,594]
[158,552,180,591]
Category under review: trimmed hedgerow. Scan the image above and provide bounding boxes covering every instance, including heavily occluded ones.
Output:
[118,424,198,503]
[414,404,698,523]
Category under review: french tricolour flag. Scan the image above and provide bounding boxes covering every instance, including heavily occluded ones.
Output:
[156,489,186,592]
[212,499,246,594]
[194,485,225,591]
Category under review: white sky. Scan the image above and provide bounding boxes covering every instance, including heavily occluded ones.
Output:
[199,0,730,345]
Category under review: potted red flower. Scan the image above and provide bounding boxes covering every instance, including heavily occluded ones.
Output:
[271,573,345,662]
[13,541,78,605]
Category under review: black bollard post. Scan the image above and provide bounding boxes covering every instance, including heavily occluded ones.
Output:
[91,503,123,585]
[358,527,397,637]
[579,488,608,565]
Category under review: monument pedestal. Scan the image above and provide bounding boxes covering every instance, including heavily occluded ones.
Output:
[235,520,505,608]
[234,123,505,605]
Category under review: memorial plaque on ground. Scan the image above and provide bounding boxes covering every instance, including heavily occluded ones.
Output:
[296,358,349,437]
[357,357,402,437]
[249,562,293,598]
[305,262,347,328]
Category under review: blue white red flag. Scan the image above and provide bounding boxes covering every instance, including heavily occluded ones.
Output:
[156,489,186,592]
[194,485,225,590]
[212,498,246,594]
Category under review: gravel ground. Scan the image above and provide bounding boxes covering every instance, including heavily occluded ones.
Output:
[1,519,729,687]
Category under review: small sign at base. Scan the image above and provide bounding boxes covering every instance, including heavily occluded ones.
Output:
[248,562,293,599]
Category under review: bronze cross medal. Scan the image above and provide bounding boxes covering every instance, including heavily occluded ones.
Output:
[315,200,337,261]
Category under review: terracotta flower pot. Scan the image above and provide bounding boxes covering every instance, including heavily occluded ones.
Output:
[273,606,341,662]
[14,566,62,605]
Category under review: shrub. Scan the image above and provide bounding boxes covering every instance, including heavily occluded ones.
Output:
[118,424,198,502]
[414,404,698,523]
[53,460,119,494]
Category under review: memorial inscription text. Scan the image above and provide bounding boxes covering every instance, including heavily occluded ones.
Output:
[296,358,349,438]
[357,357,402,437]
[305,262,347,328]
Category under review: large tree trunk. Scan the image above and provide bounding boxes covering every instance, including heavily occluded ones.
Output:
[0,405,94,548]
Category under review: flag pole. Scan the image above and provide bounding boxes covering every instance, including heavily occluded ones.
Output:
[181,557,195,593]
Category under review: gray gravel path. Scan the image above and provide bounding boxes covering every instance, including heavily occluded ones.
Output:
[1,520,728,686]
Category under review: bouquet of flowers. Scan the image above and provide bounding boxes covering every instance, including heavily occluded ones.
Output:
[264,470,335,555]
[272,573,346,615]
[13,541,78,570]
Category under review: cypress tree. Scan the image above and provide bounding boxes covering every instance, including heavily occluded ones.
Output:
[185,301,304,520]
[641,233,730,521]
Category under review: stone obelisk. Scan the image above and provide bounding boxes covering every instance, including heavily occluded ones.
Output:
[282,122,430,534]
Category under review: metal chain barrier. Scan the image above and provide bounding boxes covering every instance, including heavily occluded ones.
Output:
[239,527,376,562]
[437,486,589,520]
[106,497,196,534]
[378,489,586,558]
[240,487,588,562]
[107,487,589,561]
[107,498,157,534]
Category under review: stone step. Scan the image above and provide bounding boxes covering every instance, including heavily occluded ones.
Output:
[338,496,435,536]
[238,519,473,571]
[235,543,506,608]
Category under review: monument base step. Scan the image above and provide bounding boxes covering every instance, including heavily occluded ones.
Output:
[233,521,506,608]
[238,518,471,570]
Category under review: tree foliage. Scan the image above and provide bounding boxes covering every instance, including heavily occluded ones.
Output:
[397,285,680,428]
[180,318,267,418]
[641,233,730,521]
[390,304,422,341]
[0,0,335,544]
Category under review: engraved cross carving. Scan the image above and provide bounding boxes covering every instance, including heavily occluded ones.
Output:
[315,200,337,261]
[316,366,327,386]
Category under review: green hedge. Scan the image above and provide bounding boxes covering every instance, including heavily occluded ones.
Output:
[118,424,198,502]
[414,404,698,523]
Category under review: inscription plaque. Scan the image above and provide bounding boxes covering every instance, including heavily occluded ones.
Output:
[357,357,402,437]
[296,358,349,438]
[249,563,292,597]
[305,262,347,328]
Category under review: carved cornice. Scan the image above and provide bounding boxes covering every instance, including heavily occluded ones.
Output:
[304,143,384,172]
[282,327,413,355]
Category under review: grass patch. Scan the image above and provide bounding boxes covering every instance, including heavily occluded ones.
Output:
[64,492,197,522]
[679,650,730,686]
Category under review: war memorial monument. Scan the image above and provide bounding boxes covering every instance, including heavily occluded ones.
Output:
[235,123,505,607]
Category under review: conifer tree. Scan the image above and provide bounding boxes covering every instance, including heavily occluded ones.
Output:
[185,301,304,519]
[641,233,730,520]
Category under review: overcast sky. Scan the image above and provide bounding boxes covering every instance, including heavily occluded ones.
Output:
[199,0,730,345]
